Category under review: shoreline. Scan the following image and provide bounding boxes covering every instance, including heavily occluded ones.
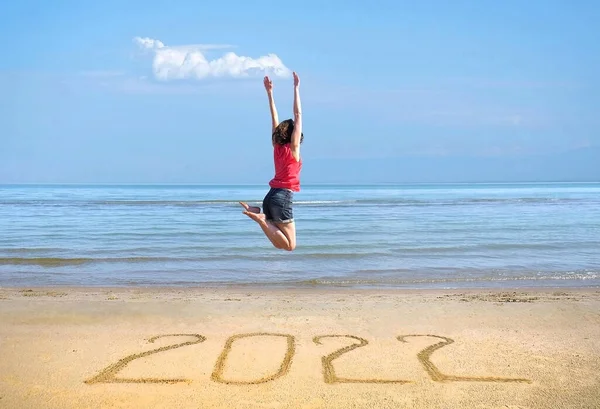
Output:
[1,284,599,296]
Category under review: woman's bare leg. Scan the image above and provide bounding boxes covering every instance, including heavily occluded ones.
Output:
[242,211,291,250]
[239,202,297,251]
[274,221,296,251]
[239,202,289,249]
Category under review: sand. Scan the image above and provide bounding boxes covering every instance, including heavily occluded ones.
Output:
[0,287,599,409]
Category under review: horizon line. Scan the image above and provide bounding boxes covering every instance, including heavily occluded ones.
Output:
[1,181,599,186]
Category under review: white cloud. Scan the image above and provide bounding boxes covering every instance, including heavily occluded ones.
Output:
[133,36,291,81]
[134,37,165,50]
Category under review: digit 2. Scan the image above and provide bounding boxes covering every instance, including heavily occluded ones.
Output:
[85,334,205,384]
[397,334,531,383]
[313,335,412,384]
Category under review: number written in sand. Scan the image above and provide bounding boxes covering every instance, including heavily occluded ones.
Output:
[85,334,205,384]
[397,334,531,384]
[85,333,532,386]
[211,333,295,385]
[313,335,411,384]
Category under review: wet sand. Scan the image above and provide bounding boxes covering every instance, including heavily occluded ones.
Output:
[0,287,599,409]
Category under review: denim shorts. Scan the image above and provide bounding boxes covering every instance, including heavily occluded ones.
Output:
[262,188,294,224]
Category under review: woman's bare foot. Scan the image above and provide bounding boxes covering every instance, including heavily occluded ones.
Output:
[243,211,267,226]
[239,202,260,214]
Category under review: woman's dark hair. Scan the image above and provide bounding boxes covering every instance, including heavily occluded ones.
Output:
[272,119,304,145]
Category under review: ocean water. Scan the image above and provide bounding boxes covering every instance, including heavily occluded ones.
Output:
[0,183,599,289]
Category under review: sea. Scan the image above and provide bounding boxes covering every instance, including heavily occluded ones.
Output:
[0,183,598,289]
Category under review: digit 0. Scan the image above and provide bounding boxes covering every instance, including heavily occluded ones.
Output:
[211,333,295,385]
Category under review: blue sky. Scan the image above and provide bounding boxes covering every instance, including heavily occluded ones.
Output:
[1,0,599,183]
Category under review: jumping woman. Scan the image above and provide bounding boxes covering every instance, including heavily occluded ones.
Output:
[239,72,303,251]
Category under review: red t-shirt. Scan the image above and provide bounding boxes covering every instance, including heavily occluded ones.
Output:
[269,144,302,192]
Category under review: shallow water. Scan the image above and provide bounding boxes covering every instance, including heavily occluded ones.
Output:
[1,183,599,288]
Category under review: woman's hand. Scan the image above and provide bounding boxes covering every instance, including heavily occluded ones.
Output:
[263,76,273,93]
[293,71,300,88]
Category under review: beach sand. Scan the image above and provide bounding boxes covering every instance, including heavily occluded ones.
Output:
[0,287,599,409]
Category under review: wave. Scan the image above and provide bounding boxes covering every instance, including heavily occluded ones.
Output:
[390,242,578,253]
[0,247,68,254]
[294,271,600,287]
[0,199,351,206]
[115,270,600,288]
[0,250,397,267]
[0,197,591,208]
[0,256,180,267]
